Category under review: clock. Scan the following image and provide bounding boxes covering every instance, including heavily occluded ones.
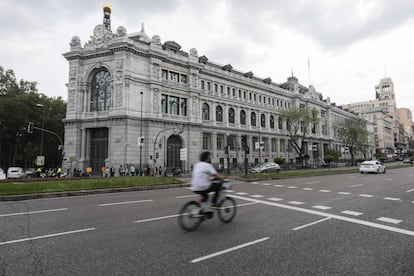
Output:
[94,25,105,39]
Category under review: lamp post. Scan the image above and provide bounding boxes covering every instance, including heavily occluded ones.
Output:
[36,103,45,156]
[139,91,143,175]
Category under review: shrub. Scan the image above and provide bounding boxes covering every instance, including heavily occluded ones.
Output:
[273,157,284,165]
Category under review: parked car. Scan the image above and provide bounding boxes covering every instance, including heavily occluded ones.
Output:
[0,168,6,180]
[250,162,281,173]
[402,158,413,164]
[7,167,27,179]
[359,160,386,174]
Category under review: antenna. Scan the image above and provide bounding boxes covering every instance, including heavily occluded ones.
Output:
[384,64,387,78]
[308,56,311,87]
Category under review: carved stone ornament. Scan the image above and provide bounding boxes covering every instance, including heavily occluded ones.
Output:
[151,35,161,45]
[70,36,81,50]
[84,24,114,49]
[116,26,127,37]
[189,48,198,57]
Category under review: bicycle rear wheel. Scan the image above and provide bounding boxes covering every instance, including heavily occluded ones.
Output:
[217,196,237,223]
[178,201,203,231]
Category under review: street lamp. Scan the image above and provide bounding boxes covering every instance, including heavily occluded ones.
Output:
[36,103,45,156]
[139,91,143,175]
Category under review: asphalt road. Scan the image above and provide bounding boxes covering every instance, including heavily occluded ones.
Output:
[1,167,414,275]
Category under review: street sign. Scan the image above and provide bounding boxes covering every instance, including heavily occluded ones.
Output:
[36,156,45,166]
[180,148,187,161]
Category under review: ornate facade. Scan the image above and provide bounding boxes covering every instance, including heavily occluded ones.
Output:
[62,7,358,174]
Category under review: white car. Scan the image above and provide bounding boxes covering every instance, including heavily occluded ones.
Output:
[250,162,281,173]
[359,160,386,174]
[0,168,6,180]
[7,167,27,179]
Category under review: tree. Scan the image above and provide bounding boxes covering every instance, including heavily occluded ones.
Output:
[0,66,66,169]
[325,147,341,161]
[337,118,368,165]
[279,107,319,166]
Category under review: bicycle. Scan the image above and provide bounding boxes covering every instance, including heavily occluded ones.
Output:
[178,182,237,231]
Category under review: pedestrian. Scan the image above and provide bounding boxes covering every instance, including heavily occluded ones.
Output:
[130,165,136,176]
[158,165,162,176]
[110,166,115,177]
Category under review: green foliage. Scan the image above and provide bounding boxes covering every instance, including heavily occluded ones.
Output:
[324,155,334,164]
[273,157,284,165]
[337,118,368,164]
[325,147,341,161]
[0,66,67,169]
[356,158,365,163]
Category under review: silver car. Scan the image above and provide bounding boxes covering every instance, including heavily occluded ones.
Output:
[0,168,6,180]
[250,162,281,173]
[359,160,386,174]
[7,167,27,179]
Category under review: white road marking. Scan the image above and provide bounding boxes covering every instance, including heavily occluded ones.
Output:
[359,194,374,198]
[287,186,298,189]
[273,185,284,187]
[251,195,264,198]
[0,208,67,217]
[176,195,198,199]
[319,190,331,193]
[386,178,394,181]
[268,197,283,201]
[383,197,401,201]
[302,188,313,191]
[251,182,259,184]
[338,192,351,195]
[230,195,414,237]
[0,228,95,246]
[349,184,363,188]
[406,188,414,193]
[293,217,331,231]
[99,199,153,207]
[236,192,248,195]
[288,201,305,205]
[134,214,181,223]
[191,237,269,263]
[225,190,235,193]
[341,210,363,216]
[305,181,320,185]
[377,217,402,224]
[262,183,271,186]
[312,205,331,210]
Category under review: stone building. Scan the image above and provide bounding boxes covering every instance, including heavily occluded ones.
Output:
[62,6,358,174]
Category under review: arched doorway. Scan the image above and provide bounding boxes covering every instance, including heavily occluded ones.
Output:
[166,135,182,172]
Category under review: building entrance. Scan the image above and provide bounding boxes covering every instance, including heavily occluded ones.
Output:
[90,128,108,174]
[166,135,182,172]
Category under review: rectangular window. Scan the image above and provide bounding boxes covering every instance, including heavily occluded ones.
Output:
[162,70,168,80]
[243,91,246,99]
[227,87,230,95]
[170,72,179,82]
[217,134,225,150]
[249,93,252,100]
[161,94,168,113]
[169,96,179,115]
[220,85,224,94]
[229,135,237,150]
[271,138,277,152]
[232,88,236,96]
[252,137,258,151]
[207,82,211,91]
[203,133,211,150]
[254,94,257,101]
[181,74,187,84]
[238,90,242,98]
[214,84,218,92]
[180,98,187,116]
[201,80,205,90]
[259,95,262,102]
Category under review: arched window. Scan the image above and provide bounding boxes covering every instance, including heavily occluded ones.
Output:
[229,108,235,123]
[202,103,210,120]
[251,112,256,126]
[261,114,266,128]
[240,110,246,125]
[216,106,223,122]
[270,115,275,129]
[90,70,111,111]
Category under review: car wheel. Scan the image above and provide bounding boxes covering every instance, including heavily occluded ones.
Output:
[383,168,386,174]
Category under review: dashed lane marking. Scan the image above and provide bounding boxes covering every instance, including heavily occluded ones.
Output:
[359,194,374,198]
[288,201,305,205]
[383,197,401,201]
[338,192,351,195]
[319,190,331,193]
[0,208,68,217]
[274,185,284,187]
[251,195,264,198]
[312,205,332,210]
[98,199,153,207]
[406,188,414,193]
[263,183,271,186]
[176,195,198,199]
[236,192,249,195]
[252,182,259,185]
[386,178,394,181]
[341,210,363,216]
[225,190,235,193]
[349,184,363,188]
[287,186,298,189]
[268,197,283,201]
[230,195,414,237]
[302,188,313,191]
[377,217,402,224]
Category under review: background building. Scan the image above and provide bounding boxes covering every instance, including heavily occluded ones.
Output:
[62,7,358,174]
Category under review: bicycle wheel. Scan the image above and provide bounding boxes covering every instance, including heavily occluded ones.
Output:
[217,196,237,223]
[178,201,203,231]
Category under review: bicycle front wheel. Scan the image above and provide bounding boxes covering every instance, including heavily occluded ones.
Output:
[218,196,237,223]
[178,201,203,231]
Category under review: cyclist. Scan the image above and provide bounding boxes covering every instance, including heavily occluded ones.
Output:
[191,151,226,210]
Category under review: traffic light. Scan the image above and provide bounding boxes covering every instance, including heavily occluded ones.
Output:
[138,136,144,146]
[156,152,159,159]
[27,122,33,133]
[245,146,250,154]
[241,135,247,147]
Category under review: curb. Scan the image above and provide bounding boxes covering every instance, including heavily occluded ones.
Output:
[0,183,190,202]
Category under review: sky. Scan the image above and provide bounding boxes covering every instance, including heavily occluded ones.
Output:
[1,0,414,113]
